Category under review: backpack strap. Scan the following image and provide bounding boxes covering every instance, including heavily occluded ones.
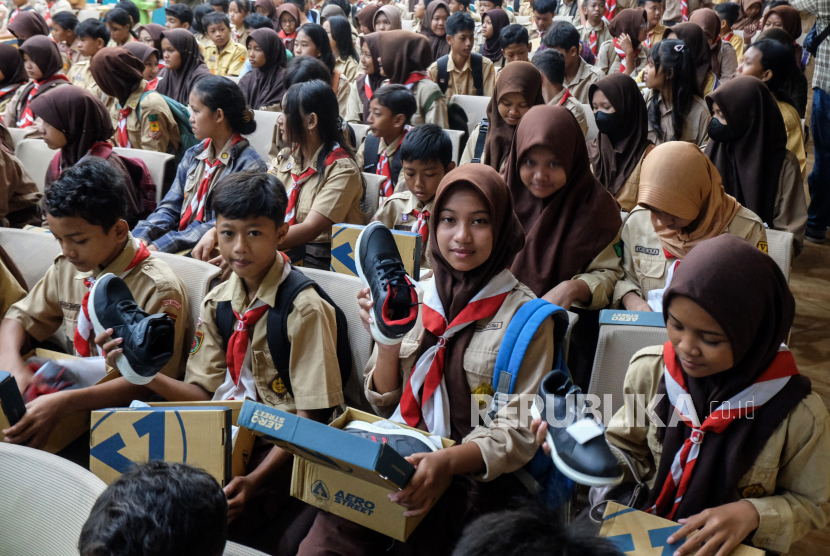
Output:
[422,89,444,117]
[436,55,450,94]
[390,139,403,185]
[362,134,381,174]
[216,300,234,352]
[471,117,489,164]
[470,53,484,96]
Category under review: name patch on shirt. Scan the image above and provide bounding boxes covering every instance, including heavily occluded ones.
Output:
[634,245,659,256]
[60,301,81,311]
[475,321,502,332]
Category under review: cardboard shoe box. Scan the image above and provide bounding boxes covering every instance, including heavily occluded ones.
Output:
[600,502,764,555]
[330,224,422,281]
[239,402,453,541]
[90,400,256,486]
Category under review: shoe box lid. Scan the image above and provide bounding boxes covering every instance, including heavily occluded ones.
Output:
[599,310,667,328]
[331,223,422,281]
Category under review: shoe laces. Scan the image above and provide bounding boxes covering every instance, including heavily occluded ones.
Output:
[375,258,418,318]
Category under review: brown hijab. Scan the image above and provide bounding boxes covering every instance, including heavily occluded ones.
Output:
[421,164,524,441]
[689,8,721,77]
[0,44,27,91]
[733,0,762,32]
[376,30,435,84]
[90,47,146,107]
[276,4,301,33]
[648,234,810,520]
[608,8,647,50]
[503,105,622,296]
[671,23,711,93]
[587,74,652,197]
[137,23,166,51]
[638,141,739,259]
[420,0,451,60]
[704,77,786,227]
[481,9,510,63]
[355,3,380,32]
[123,41,159,64]
[374,5,403,30]
[760,6,804,66]
[8,11,49,43]
[484,61,544,172]
[156,29,212,104]
[255,0,280,25]
[239,29,287,109]
[19,36,64,79]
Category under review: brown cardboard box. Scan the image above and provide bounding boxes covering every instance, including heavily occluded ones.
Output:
[330,224,421,280]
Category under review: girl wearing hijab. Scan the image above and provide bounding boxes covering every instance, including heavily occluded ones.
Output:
[377,30,449,127]
[587,74,654,212]
[91,47,182,155]
[239,28,288,112]
[666,23,718,95]
[602,233,828,556]
[420,0,451,60]
[597,8,648,77]
[760,5,805,70]
[459,61,544,170]
[737,39,806,178]
[277,4,302,52]
[156,29,213,105]
[643,40,711,148]
[3,36,71,132]
[0,45,28,117]
[298,163,555,555]
[374,4,402,31]
[31,87,145,224]
[133,76,266,254]
[7,10,49,46]
[254,0,280,27]
[123,42,162,89]
[137,23,165,54]
[355,3,379,34]
[346,33,384,123]
[732,0,762,44]
[479,8,510,66]
[754,28,808,118]
[705,76,807,253]
[294,23,351,115]
[325,15,360,83]
[689,8,738,84]
[614,141,766,313]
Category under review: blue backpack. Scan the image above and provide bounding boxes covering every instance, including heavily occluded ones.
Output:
[489,298,576,509]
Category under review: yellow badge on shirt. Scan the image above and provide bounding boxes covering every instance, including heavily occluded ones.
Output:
[271,377,287,395]
[757,241,768,253]
[471,381,496,410]
[149,121,160,132]
[239,55,246,63]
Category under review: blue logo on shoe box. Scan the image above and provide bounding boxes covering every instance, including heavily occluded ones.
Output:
[334,490,376,515]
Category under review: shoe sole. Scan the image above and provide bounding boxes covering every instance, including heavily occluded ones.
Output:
[88,274,155,386]
[531,401,623,487]
[354,222,405,346]
[805,236,826,244]
[344,420,439,452]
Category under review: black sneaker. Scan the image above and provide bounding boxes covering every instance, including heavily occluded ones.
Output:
[805,228,826,244]
[88,273,176,385]
[344,420,439,458]
[531,370,623,487]
[355,222,418,345]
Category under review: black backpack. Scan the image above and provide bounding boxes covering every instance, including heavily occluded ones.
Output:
[435,53,484,96]
[215,267,352,401]
[804,22,830,57]
[472,117,489,163]
[362,134,403,186]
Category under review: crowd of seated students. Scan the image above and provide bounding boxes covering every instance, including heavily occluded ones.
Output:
[0,0,826,554]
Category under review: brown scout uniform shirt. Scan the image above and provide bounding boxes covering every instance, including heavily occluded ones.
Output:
[355,132,407,192]
[428,54,496,102]
[564,56,605,104]
[597,39,648,77]
[67,60,116,111]
[204,41,249,77]
[108,80,182,154]
[644,89,711,148]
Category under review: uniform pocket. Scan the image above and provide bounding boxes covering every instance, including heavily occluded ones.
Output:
[636,256,667,279]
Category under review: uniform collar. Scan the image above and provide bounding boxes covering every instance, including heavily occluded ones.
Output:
[403,193,433,214]
[570,57,591,85]
[380,132,405,156]
[197,134,239,164]
[121,79,149,110]
[549,87,567,105]
[289,143,325,174]
[447,54,471,73]
[228,253,286,312]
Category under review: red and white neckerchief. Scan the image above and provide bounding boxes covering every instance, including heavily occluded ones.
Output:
[647,341,800,520]
[146,77,159,91]
[117,85,149,147]
[285,144,351,226]
[16,74,69,128]
[8,7,27,23]
[557,88,572,106]
[0,83,19,102]
[680,0,688,21]
[364,77,375,100]
[73,240,151,357]
[179,134,243,230]
[644,29,658,49]
[279,30,297,41]
[603,0,615,23]
[612,37,638,74]
[589,29,598,55]
[403,71,430,90]
[392,269,517,437]
[410,208,429,245]
[377,127,410,198]
[723,32,734,42]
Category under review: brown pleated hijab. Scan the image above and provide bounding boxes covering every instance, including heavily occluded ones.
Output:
[689,8,721,78]
[8,11,49,43]
[376,30,435,84]
[156,29,213,104]
[608,8,647,50]
[671,23,711,93]
[420,0,451,60]
[239,29,288,109]
[90,47,146,107]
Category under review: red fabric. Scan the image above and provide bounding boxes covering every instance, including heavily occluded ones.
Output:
[117,107,132,147]
[605,0,616,21]
[589,30,598,55]
[17,74,69,128]
[724,32,733,41]
[179,134,243,230]
[557,88,572,106]
[285,146,351,225]
[402,71,430,87]
[146,77,159,90]
[365,78,374,100]
[612,37,638,73]
[227,304,269,385]
[411,209,429,245]
[278,30,297,40]
[681,0,689,21]
[377,130,407,198]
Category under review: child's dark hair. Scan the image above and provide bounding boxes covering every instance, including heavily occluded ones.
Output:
[584,0,606,7]
[285,55,332,88]
[451,504,623,556]
[298,23,337,72]
[542,21,580,52]
[328,15,359,62]
[532,49,566,86]
[78,461,228,556]
[244,12,274,29]
[203,11,231,30]
[485,0,504,7]
[52,11,78,32]
[105,8,134,32]
[76,19,111,43]
[165,3,194,26]
[193,76,257,135]
[637,0,662,6]
[532,0,556,15]
[209,0,231,13]
[400,124,453,170]
[116,0,140,26]
[647,39,699,142]
[373,84,417,125]
[714,2,739,26]
[193,4,214,34]
[44,158,127,232]
[282,80,356,173]
[749,39,798,107]
[325,0,353,17]
[212,171,288,227]
[500,23,529,49]
[767,0,790,10]
[446,11,474,36]
[288,0,307,13]
[454,0,472,8]
[231,0,252,14]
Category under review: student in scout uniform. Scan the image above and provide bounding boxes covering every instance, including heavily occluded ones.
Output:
[299,163,555,555]
[1,0,34,31]
[90,48,182,156]
[639,0,665,49]
[293,23,351,115]
[229,0,252,43]
[479,0,517,23]
[499,23,532,64]
[373,124,455,270]
[165,3,194,30]
[137,23,166,58]
[67,20,113,110]
[123,42,162,90]
[714,2,744,62]
[156,29,214,105]
[479,8,510,66]
[666,23,718,96]
[105,8,137,48]
[52,11,83,69]
[705,77,807,254]
[239,28,288,111]
[592,234,830,556]
[643,40,712,148]
[0,122,41,228]
[587,74,654,212]
[374,4,403,30]
[7,10,48,47]
[577,0,611,57]
[612,141,766,312]
[133,77,265,254]
[0,159,188,450]
[543,22,604,103]
[529,0,556,49]
[556,0,580,22]
[354,2,379,34]
[449,0,481,23]
[460,61,544,169]
[192,5,218,52]
[345,33,383,124]
[203,11,249,76]
[0,45,28,118]
[690,8,738,84]
[428,12,496,102]
[532,50,588,137]
[325,15,360,82]
[597,8,648,76]
[276,3,301,52]
[752,28,808,119]
[106,172,345,549]
[420,0,452,59]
